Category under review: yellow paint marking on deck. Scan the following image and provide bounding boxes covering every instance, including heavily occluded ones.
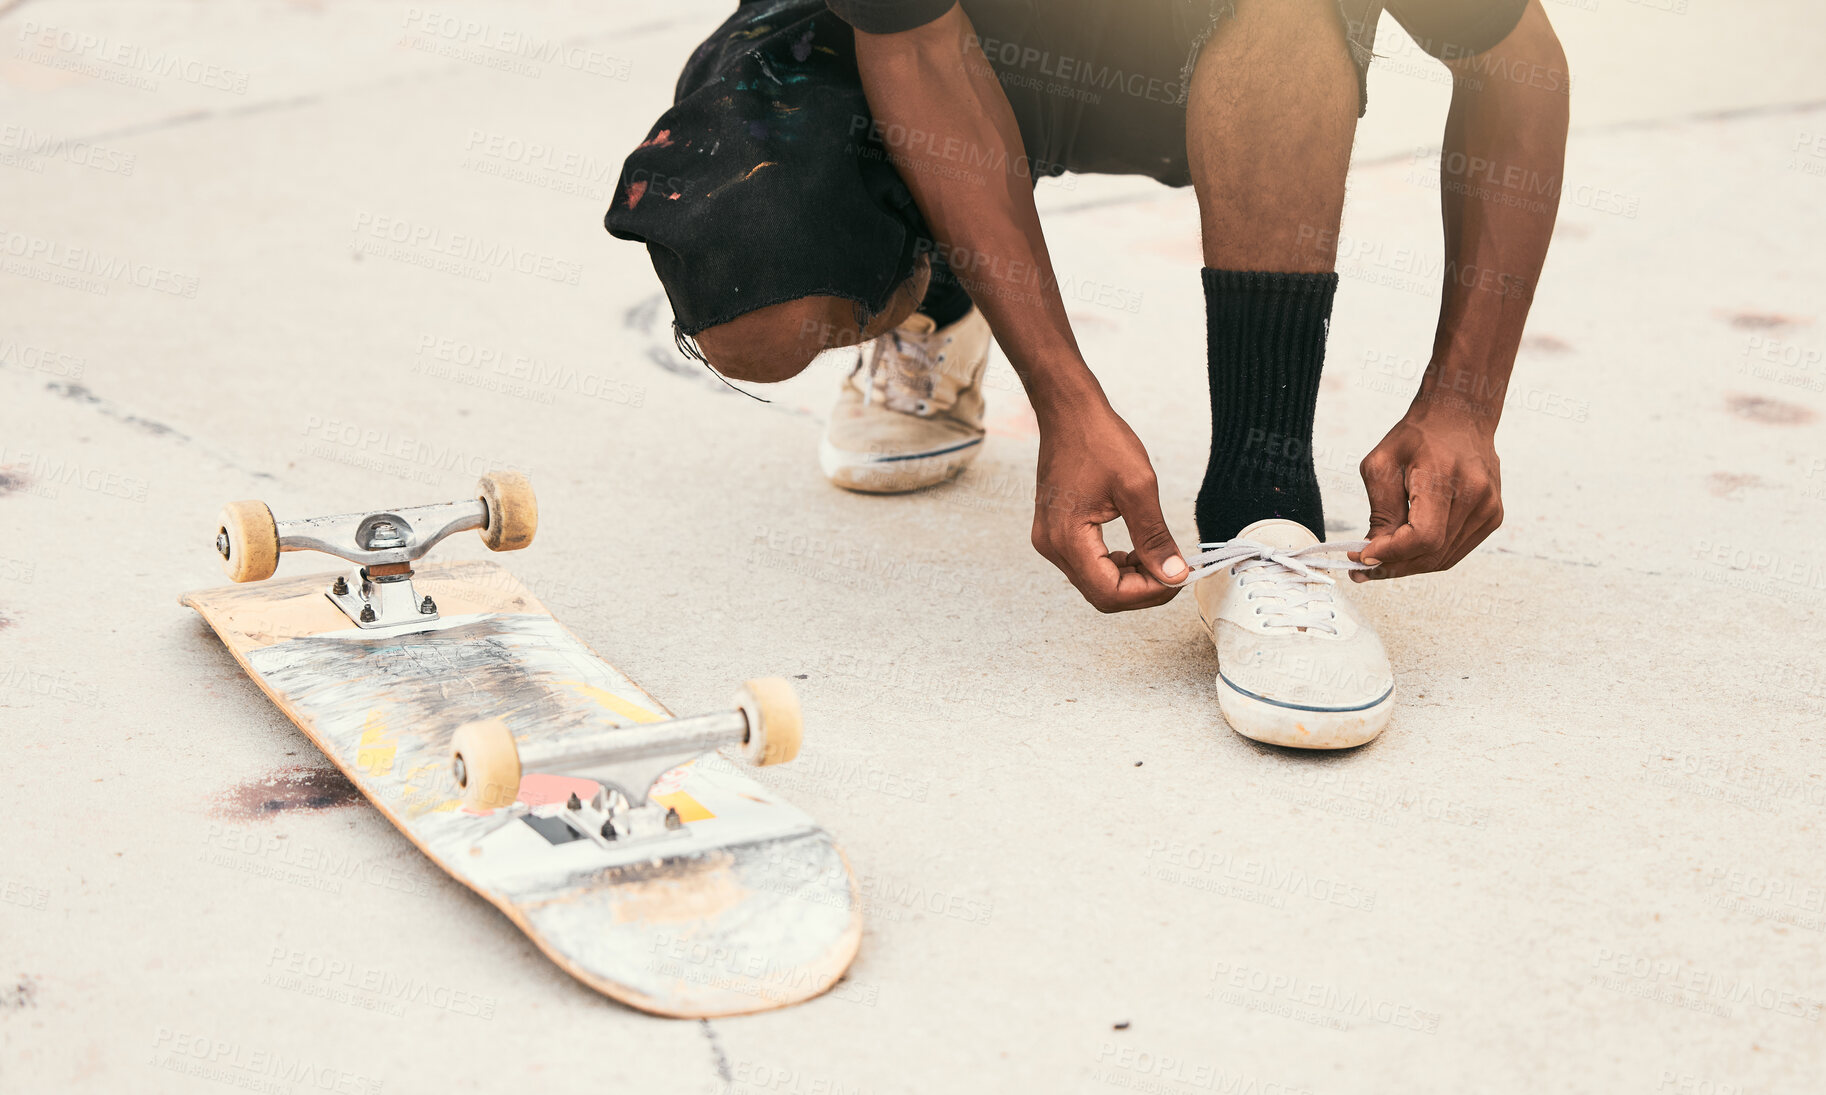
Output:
[400,759,459,818]
[562,681,664,724]
[356,709,396,776]
[652,791,714,823]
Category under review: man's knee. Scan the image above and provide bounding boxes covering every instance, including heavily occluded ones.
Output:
[693,297,848,384]
[1209,0,1356,89]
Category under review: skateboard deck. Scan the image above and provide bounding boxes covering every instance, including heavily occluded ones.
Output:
[182,559,861,1017]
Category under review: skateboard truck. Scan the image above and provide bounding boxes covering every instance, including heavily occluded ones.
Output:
[212,472,537,628]
[450,678,802,845]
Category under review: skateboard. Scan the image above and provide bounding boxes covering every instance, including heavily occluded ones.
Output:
[182,472,861,1017]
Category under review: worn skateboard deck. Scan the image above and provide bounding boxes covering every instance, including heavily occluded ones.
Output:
[182,559,861,1017]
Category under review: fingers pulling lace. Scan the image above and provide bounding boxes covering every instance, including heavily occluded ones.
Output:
[1183,539,1372,634]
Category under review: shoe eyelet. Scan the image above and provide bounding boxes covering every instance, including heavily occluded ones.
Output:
[914,400,931,415]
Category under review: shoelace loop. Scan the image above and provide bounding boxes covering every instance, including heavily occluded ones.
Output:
[859,328,936,412]
[1183,539,1371,634]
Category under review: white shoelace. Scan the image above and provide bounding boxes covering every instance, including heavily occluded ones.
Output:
[1183,539,1372,634]
[859,329,935,411]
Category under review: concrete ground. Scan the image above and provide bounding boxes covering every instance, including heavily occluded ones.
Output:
[3,1,1823,1091]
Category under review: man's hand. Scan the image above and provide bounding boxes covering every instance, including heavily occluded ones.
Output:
[1345,0,1564,583]
[1031,398,1187,611]
[852,10,1185,612]
[1352,411,1503,582]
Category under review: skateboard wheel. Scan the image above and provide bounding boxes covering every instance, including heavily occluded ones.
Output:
[477,471,537,552]
[736,677,802,767]
[451,718,522,811]
[216,500,279,583]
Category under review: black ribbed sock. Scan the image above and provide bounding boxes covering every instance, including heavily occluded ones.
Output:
[917,262,974,328]
[1195,267,1337,544]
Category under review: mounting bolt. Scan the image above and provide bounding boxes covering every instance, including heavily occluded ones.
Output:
[359,604,377,623]
[364,520,408,550]
[664,807,682,830]
[566,793,582,811]
[332,575,349,595]
[419,595,436,614]
[215,531,231,559]
[599,820,617,841]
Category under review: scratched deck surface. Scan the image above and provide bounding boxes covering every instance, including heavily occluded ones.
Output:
[182,560,860,1017]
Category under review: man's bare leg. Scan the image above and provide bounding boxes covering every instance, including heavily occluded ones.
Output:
[1186,0,1359,544]
[1187,0,1358,274]
[694,257,931,384]
[1183,0,1395,750]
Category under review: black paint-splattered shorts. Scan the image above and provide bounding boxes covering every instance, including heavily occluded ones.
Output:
[605,0,1379,336]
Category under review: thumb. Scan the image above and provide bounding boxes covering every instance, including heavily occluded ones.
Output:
[1118,483,1187,586]
[1359,456,1409,566]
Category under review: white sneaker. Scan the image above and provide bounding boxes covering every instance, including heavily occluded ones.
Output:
[1187,518,1394,749]
[819,308,992,494]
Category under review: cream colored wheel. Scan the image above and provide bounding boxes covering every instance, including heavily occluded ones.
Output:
[451,719,522,810]
[477,471,537,552]
[216,500,279,583]
[736,677,802,767]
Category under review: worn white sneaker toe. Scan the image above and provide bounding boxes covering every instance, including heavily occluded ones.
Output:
[1187,518,1395,749]
[820,308,992,494]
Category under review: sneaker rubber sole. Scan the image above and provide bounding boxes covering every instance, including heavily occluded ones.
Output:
[1214,671,1393,750]
[818,436,982,494]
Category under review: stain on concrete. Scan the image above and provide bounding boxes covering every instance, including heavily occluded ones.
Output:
[1707,472,1768,499]
[215,766,361,818]
[699,1019,734,1084]
[1521,334,1573,353]
[0,976,37,1010]
[46,382,181,437]
[1727,312,1807,331]
[1725,394,1816,425]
